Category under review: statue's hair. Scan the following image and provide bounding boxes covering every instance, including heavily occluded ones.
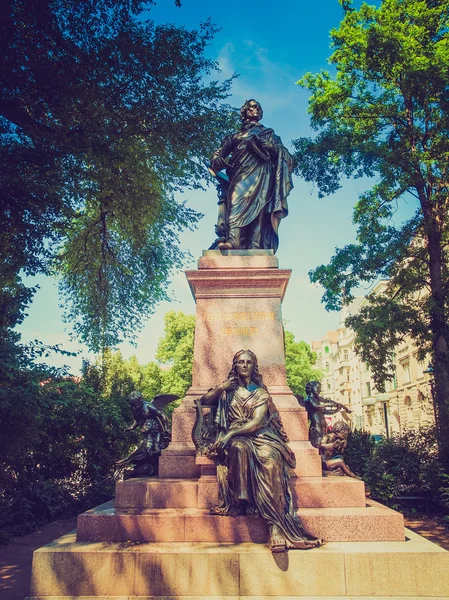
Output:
[332,421,350,435]
[128,390,143,403]
[240,99,263,122]
[229,349,266,389]
[305,380,321,396]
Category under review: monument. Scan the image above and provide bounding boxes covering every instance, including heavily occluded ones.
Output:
[26,100,449,599]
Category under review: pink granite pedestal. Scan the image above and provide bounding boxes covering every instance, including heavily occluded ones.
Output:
[159,250,316,480]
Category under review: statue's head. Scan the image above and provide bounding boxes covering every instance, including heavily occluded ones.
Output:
[229,349,265,388]
[305,380,321,396]
[240,99,263,123]
[332,421,350,438]
[128,390,144,408]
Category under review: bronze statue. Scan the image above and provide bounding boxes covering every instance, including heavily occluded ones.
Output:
[195,350,324,553]
[208,99,293,252]
[319,421,360,479]
[301,381,352,449]
[115,391,178,478]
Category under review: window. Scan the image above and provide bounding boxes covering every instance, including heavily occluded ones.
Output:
[401,361,411,384]
[325,346,329,353]
[325,361,330,371]
[344,350,349,361]
[366,382,371,397]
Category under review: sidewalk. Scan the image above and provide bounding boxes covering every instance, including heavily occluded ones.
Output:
[0,512,448,600]
[0,516,77,600]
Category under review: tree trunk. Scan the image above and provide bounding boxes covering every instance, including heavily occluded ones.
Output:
[426,215,449,471]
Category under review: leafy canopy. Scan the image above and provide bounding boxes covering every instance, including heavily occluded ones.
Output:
[1,0,237,353]
[294,0,449,389]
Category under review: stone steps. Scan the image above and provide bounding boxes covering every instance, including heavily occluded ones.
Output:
[77,498,404,543]
[115,475,367,510]
[27,528,449,599]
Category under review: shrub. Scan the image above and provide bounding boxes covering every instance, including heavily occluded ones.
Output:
[345,426,448,510]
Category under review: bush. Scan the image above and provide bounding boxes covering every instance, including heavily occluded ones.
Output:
[345,426,448,510]
[0,368,135,544]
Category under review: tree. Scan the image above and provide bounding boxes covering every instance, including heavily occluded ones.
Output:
[284,330,323,397]
[0,0,237,354]
[293,0,449,467]
[156,311,195,397]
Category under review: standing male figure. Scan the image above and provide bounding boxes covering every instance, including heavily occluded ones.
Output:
[210,99,293,252]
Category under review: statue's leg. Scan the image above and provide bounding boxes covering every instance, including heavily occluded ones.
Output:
[227,438,253,504]
[247,211,265,249]
[224,225,242,249]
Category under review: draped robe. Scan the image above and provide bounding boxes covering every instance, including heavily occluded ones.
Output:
[211,124,293,252]
[211,386,312,545]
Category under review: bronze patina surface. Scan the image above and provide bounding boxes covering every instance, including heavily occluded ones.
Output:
[196,350,323,553]
[208,100,293,252]
[116,391,178,478]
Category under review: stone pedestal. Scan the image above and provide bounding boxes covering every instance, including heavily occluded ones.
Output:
[26,250,449,599]
[160,250,313,480]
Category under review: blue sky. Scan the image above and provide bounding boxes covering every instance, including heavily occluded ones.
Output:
[18,0,411,372]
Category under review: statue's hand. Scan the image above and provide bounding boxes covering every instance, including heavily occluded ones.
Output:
[221,376,238,392]
[213,432,233,452]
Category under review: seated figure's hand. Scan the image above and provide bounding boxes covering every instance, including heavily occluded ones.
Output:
[213,432,233,453]
[221,376,238,392]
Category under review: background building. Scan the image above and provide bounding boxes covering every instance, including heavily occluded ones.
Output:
[311,283,435,436]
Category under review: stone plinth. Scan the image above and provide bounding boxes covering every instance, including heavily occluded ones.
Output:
[28,528,449,599]
[76,499,403,544]
[159,250,311,480]
[114,475,366,512]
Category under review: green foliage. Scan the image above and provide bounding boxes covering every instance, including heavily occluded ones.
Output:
[284,330,323,396]
[0,370,131,544]
[156,311,195,409]
[294,0,449,466]
[1,0,238,354]
[344,429,376,478]
[345,426,448,508]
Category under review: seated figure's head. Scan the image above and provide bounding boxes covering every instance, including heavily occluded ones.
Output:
[332,421,350,438]
[229,349,265,388]
[128,390,144,408]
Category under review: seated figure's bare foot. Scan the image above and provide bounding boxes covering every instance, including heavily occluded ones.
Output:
[269,525,287,553]
[286,537,324,550]
[245,503,259,515]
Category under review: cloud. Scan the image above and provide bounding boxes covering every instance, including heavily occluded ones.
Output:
[216,40,304,114]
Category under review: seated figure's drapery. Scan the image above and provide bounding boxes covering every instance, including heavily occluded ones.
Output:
[211,385,311,545]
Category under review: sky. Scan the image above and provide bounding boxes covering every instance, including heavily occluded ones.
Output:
[18,0,408,373]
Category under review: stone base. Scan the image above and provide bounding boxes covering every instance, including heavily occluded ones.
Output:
[115,475,366,511]
[27,529,449,599]
[77,498,404,543]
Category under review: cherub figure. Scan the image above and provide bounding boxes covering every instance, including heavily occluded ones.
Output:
[319,422,360,479]
[115,390,179,478]
[301,381,352,449]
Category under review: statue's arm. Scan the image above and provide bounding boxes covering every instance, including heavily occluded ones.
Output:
[307,395,326,411]
[210,135,233,172]
[199,377,237,406]
[125,419,138,431]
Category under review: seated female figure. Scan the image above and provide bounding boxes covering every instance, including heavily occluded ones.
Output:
[199,349,323,553]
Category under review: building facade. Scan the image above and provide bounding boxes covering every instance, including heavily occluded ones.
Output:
[311,283,435,436]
